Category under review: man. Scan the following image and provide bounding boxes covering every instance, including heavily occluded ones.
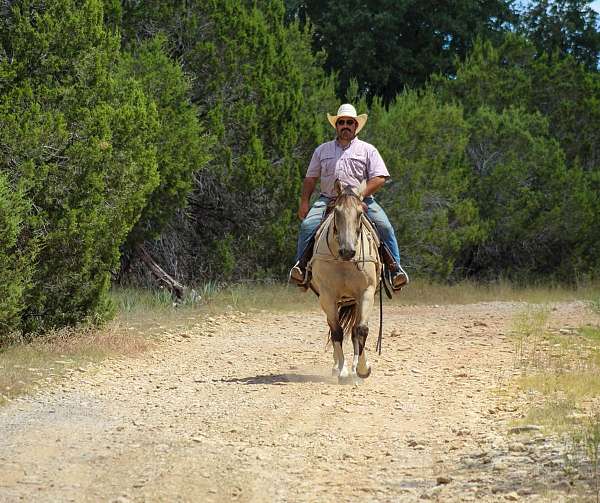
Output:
[290,103,409,290]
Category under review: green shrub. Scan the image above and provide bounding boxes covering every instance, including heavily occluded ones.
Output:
[0,0,159,334]
[0,173,33,338]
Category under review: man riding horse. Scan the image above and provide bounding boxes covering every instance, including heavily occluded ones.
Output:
[289,103,409,290]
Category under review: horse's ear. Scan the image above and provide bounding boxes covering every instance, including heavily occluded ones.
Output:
[334,179,343,196]
[357,180,367,200]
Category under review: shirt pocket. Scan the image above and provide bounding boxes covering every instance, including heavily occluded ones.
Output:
[344,154,368,178]
[320,154,337,177]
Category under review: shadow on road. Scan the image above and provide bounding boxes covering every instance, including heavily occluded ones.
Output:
[218,373,335,385]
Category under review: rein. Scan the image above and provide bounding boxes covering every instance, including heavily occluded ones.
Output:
[376,277,383,355]
[325,194,375,269]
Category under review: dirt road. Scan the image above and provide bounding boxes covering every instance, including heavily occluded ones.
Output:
[0,301,597,502]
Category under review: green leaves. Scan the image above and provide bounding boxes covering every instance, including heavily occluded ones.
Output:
[0,173,33,339]
[520,0,600,71]
[432,33,600,280]
[1,0,161,335]
[119,35,211,246]
[464,106,574,278]
[120,0,336,279]
[286,0,515,103]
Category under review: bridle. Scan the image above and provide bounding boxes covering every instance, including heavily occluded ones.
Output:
[327,193,365,263]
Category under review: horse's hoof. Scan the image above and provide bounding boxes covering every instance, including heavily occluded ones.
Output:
[357,366,372,379]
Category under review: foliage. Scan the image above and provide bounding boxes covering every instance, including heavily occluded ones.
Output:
[0,173,33,338]
[432,35,600,280]
[433,35,600,171]
[519,0,600,71]
[285,0,516,103]
[118,35,211,247]
[119,0,337,280]
[0,0,159,334]
[361,90,483,280]
[463,107,586,279]
[1,0,600,341]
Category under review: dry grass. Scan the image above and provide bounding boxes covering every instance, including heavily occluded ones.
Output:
[509,304,600,497]
[0,322,153,405]
[116,279,600,316]
[512,316,600,431]
[398,279,599,306]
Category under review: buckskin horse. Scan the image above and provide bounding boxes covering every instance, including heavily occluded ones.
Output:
[308,180,382,383]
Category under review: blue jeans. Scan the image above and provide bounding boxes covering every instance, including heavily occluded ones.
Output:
[295,195,402,265]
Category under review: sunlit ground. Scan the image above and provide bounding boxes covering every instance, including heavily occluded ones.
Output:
[1,280,599,406]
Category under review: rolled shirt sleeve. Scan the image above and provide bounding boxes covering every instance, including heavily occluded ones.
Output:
[367,147,389,179]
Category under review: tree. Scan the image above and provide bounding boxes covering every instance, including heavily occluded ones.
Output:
[432,36,600,279]
[0,0,160,334]
[361,89,483,280]
[433,35,600,171]
[119,0,338,280]
[0,173,33,339]
[520,0,600,71]
[118,34,211,248]
[463,107,590,280]
[285,0,516,103]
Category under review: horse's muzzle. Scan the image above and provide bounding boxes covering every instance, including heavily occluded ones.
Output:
[339,248,356,260]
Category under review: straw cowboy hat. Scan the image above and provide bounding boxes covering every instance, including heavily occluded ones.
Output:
[327,104,368,135]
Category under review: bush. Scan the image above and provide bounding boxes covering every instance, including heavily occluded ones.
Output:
[0,0,159,334]
[119,0,338,280]
[0,173,32,338]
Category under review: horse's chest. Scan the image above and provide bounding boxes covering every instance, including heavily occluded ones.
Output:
[312,261,375,295]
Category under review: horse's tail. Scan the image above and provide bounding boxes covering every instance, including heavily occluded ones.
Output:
[338,302,358,339]
[325,301,357,347]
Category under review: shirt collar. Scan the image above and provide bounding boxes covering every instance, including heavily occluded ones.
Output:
[335,136,358,150]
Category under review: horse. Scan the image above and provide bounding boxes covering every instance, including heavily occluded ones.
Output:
[308,180,382,383]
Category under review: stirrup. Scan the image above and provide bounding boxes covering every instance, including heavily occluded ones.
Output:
[289,263,309,290]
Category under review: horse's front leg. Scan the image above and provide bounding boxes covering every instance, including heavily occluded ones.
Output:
[352,286,376,379]
[320,294,347,378]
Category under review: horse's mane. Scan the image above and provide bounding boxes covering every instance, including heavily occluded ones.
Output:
[332,187,361,212]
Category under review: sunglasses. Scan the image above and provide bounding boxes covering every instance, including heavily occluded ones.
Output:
[336,119,356,126]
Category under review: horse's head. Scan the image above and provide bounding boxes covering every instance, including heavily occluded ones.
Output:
[332,180,366,260]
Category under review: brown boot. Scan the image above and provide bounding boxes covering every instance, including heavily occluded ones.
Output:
[289,264,305,285]
[391,265,409,290]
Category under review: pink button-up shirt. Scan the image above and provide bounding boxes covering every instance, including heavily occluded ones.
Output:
[305,137,390,198]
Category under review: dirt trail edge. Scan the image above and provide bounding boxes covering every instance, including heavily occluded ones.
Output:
[1,301,597,502]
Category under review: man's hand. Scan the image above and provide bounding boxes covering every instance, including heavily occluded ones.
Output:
[298,200,310,220]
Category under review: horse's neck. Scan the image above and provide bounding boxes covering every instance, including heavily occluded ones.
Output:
[313,213,337,256]
[355,220,380,262]
[312,213,379,263]
[360,215,380,248]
